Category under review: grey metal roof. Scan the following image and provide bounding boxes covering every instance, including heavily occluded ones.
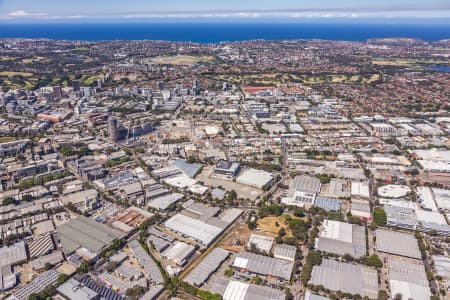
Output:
[211,188,227,200]
[351,202,371,213]
[273,244,297,261]
[316,223,366,258]
[310,259,378,299]
[305,291,331,300]
[12,270,59,300]
[388,257,429,287]
[233,251,294,281]
[315,196,341,211]
[77,274,126,300]
[291,175,321,193]
[0,241,27,267]
[432,255,450,278]
[210,278,285,300]
[57,278,98,300]
[375,229,421,259]
[128,240,164,284]
[174,159,202,178]
[57,216,125,254]
[184,247,230,287]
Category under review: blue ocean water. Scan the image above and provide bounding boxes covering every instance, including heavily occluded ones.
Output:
[427,65,450,73]
[0,23,449,42]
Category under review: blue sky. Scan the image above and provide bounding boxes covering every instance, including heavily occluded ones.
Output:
[0,0,449,22]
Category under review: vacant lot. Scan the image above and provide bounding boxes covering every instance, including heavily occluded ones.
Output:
[0,137,15,143]
[220,223,252,252]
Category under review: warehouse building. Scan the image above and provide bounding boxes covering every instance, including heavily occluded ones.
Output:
[27,232,55,258]
[232,251,294,282]
[236,168,274,189]
[128,240,164,284]
[388,257,431,300]
[351,181,370,200]
[432,255,450,279]
[60,189,99,213]
[210,278,285,300]
[315,220,366,258]
[214,161,241,178]
[282,175,322,208]
[56,278,99,300]
[147,192,184,211]
[309,259,378,299]
[305,291,330,300]
[314,196,341,211]
[10,270,60,300]
[164,204,242,247]
[375,229,421,259]
[385,205,450,236]
[247,234,274,254]
[184,247,230,287]
[0,241,27,267]
[0,265,17,291]
[57,216,125,256]
[162,241,196,266]
[273,244,297,262]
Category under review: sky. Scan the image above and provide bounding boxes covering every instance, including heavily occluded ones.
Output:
[0,0,449,22]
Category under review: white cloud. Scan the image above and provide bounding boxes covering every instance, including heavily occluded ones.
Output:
[8,10,47,18]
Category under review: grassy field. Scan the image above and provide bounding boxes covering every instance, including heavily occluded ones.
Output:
[256,214,306,238]
[215,72,380,85]
[372,58,450,66]
[149,55,214,65]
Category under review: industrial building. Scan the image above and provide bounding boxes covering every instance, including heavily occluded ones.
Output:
[210,278,285,300]
[236,168,274,189]
[60,189,99,213]
[184,247,230,287]
[247,234,274,254]
[351,181,370,200]
[214,161,241,178]
[309,259,378,299]
[282,175,322,208]
[375,229,421,259]
[273,244,297,262]
[162,241,196,266]
[0,241,27,267]
[10,270,60,300]
[0,265,17,291]
[232,251,294,282]
[164,204,242,247]
[128,240,164,284]
[388,257,431,300]
[385,205,450,236]
[57,216,125,256]
[432,255,450,279]
[305,291,331,300]
[315,220,366,258]
[378,184,411,199]
[56,278,99,300]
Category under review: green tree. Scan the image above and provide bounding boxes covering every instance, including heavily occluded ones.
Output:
[373,207,387,226]
[368,254,383,268]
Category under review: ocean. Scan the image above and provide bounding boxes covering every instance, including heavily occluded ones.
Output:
[0,23,449,42]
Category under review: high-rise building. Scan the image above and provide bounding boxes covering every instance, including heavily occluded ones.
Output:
[72,80,80,91]
[108,117,119,142]
[53,86,63,100]
[192,79,200,96]
[157,81,165,90]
